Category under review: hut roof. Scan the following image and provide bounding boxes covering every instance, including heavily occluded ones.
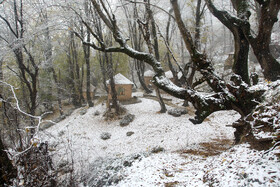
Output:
[144,70,155,77]
[165,70,173,79]
[106,73,134,85]
[178,71,183,79]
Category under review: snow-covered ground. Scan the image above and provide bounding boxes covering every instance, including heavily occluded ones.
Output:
[114,144,280,187]
[40,93,280,186]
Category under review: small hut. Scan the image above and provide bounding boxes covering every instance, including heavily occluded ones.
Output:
[107,73,134,102]
[144,70,155,88]
[82,84,96,100]
[144,70,175,87]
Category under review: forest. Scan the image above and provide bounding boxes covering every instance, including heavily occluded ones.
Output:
[0,0,280,186]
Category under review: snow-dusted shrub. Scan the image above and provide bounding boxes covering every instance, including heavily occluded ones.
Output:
[120,114,135,127]
[14,142,57,186]
[245,103,280,150]
[100,132,112,140]
[87,153,148,186]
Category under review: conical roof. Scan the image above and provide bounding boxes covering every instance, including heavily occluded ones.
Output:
[165,70,173,79]
[106,73,134,85]
[144,70,155,77]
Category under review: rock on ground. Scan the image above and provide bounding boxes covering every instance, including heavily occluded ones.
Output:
[120,114,135,127]
[168,108,187,117]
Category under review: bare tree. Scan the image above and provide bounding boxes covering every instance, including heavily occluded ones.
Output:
[40,10,64,115]
[67,26,82,107]
[82,0,94,107]
[121,0,152,93]
[143,0,166,113]
[0,0,39,118]
[77,0,264,130]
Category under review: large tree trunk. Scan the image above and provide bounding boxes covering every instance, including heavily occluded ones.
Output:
[29,71,38,117]
[251,40,280,81]
[50,68,63,115]
[13,48,38,118]
[0,57,3,120]
[205,0,250,84]
[230,0,280,81]
[248,0,280,81]
[232,28,250,84]
[129,62,137,88]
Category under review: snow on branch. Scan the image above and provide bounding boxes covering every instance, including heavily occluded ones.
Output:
[0,81,55,158]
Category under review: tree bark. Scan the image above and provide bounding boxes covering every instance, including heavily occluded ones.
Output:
[243,0,280,81]
[68,30,81,107]
[165,8,180,86]
[187,0,206,87]
[83,0,94,107]
[205,0,250,84]
[194,0,202,50]
[98,51,108,93]
[84,41,94,107]
[232,28,250,84]
[73,36,84,105]
[106,52,119,114]
[145,0,166,113]
[135,60,152,93]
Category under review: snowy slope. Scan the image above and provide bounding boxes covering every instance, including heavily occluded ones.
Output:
[39,93,280,186]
